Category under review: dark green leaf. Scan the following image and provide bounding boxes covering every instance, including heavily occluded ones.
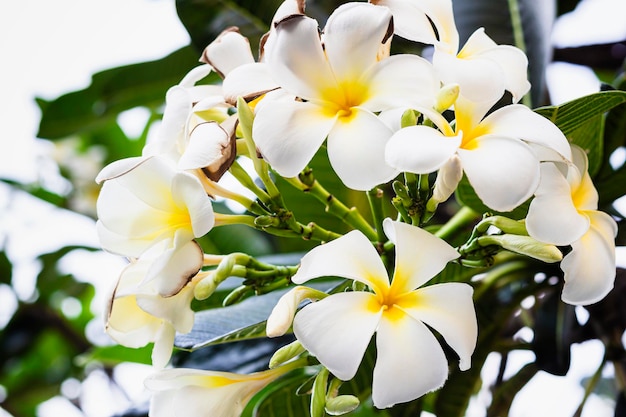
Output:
[487,362,539,417]
[0,250,12,285]
[37,46,204,140]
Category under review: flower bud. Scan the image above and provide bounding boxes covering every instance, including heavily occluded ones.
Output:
[480,234,563,263]
[266,286,328,337]
[194,273,217,300]
[325,395,360,416]
[435,83,460,113]
[269,340,306,369]
[431,155,463,205]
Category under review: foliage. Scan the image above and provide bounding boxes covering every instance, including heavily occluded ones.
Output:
[1,0,626,417]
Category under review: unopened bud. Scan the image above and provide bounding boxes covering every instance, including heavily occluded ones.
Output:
[325,395,360,416]
[431,155,463,205]
[480,234,563,263]
[400,109,419,128]
[269,340,306,369]
[266,286,328,337]
[194,274,217,300]
[435,83,460,112]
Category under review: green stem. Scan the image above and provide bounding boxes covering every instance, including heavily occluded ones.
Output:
[367,188,387,243]
[434,205,480,240]
[229,160,271,207]
[473,259,529,300]
[285,173,377,241]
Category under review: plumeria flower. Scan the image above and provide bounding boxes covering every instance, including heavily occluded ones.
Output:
[372,0,530,103]
[252,2,440,190]
[105,244,199,369]
[385,96,572,212]
[268,219,477,408]
[144,360,304,417]
[526,145,617,305]
[96,155,215,296]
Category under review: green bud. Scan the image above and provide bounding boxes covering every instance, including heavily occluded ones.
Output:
[254,215,281,227]
[222,285,254,306]
[269,341,306,369]
[311,368,329,417]
[479,234,563,263]
[325,395,360,416]
[193,274,217,300]
[400,109,419,128]
[435,83,460,112]
[478,216,528,236]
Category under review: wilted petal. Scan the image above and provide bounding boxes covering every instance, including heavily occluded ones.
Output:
[222,62,280,104]
[144,238,203,297]
[384,219,459,293]
[327,109,398,190]
[481,104,572,161]
[561,211,617,305]
[373,313,448,408]
[323,3,393,81]
[459,137,539,212]
[399,283,477,371]
[179,122,231,170]
[526,163,589,245]
[385,125,461,174]
[253,99,335,178]
[201,28,255,77]
[292,229,390,294]
[293,291,382,380]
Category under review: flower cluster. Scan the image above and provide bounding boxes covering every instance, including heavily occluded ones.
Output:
[95,0,618,415]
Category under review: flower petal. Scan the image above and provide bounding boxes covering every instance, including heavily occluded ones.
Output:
[385,125,461,174]
[178,122,231,171]
[370,0,438,45]
[384,219,459,293]
[293,291,382,380]
[145,238,203,297]
[201,28,255,78]
[526,163,589,245]
[399,283,477,371]
[292,229,390,294]
[171,171,215,237]
[322,3,393,81]
[222,62,280,104]
[253,98,335,178]
[459,137,540,212]
[326,108,399,190]
[373,313,448,408]
[266,14,336,100]
[561,211,617,305]
[481,104,572,161]
[361,54,439,111]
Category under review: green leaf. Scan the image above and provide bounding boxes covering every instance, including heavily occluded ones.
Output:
[0,250,12,285]
[36,46,205,140]
[534,90,626,176]
[487,363,539,416]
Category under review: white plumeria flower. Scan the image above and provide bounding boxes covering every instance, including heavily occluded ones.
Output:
[105,245,199,369]
[385,97,572,212]
[526,146,617,305]
[144,361,302,417]
[96,156,214,295]
[372,0,530,103]
[252,2,439,191]
[278,219,476,408]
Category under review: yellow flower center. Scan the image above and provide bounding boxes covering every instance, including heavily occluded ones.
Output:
[319,79,370,121]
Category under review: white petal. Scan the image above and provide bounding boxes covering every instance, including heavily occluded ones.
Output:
[361,54,439,111]
[202,29,255,77]
[327,109,399,190]
[253,99,335,178]
[293,291,382,380]
[385,125,461,174]
[267,15,336,100]
[95,156,149,183]
[171,172,215,237]
[459,137,540,212]
[370,0,438,45]
[145,238,203,297]
[292,229,390,294]
[373,313,448,408]
[222,62,279,104]
[383,220,459,293]
[526,163,589,245]
[151,325,176,369]
[266,286,326,338]
[481,105,572,161]
[561,211,617,305]
[179,64,213,87]
[401,283,477,371]
[322,3,392,81]
[96,220,149,257]
[179,122,230,170]
[433,47,507,104]
[432,155,463,203]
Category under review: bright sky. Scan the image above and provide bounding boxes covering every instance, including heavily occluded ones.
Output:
[0,0,625,416]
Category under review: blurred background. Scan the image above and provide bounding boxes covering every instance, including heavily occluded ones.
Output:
[1,0,625,416]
